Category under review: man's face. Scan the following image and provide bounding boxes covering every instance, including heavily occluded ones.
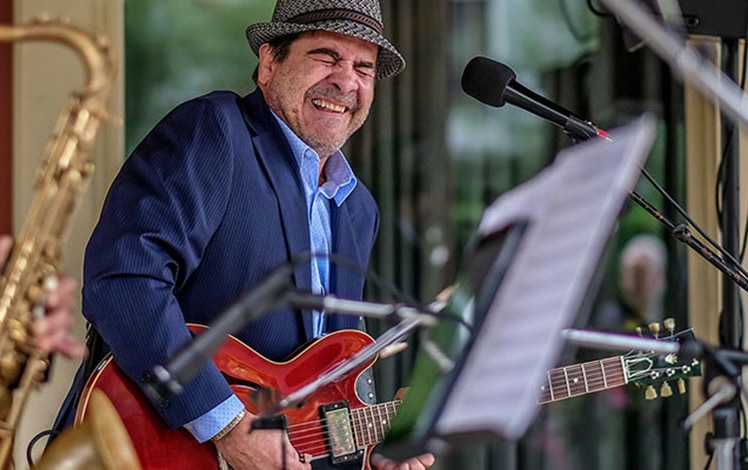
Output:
[257,30,378,159]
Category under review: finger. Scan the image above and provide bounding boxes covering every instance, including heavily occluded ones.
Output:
[394,387,408,401]
[34,313,85,359]
[33,318,67,351]
[370,453,397,470]
[292,455,312,470]
[55,335,86,359]
[44,275,77,310]
[416,453,435,467]
[33,307,74,339]
[286,447,310,470]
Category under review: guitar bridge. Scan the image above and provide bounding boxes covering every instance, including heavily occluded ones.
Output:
[320,401,363,466]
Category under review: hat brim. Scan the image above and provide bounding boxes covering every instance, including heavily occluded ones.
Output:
[246,20,405,80]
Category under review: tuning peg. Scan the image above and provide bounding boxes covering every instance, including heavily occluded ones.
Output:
[635,326,643,337]
[645,385,658,400]
[678,378,686,395]
[648,322,661,338]
[663,317,675,334]
[660,381,673,398]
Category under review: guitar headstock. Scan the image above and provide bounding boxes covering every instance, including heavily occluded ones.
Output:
[624,318,701,400]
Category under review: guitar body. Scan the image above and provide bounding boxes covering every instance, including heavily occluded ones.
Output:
[75,325,378,469]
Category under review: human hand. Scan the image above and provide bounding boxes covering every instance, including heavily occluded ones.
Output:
[32,273,86,359]
[0,235,86,359]
[370,452,435,470]
[367,387,436,470]
[213,411,312,470]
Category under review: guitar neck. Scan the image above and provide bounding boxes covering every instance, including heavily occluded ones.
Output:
[351,400,400,447]
[538,355,627,404]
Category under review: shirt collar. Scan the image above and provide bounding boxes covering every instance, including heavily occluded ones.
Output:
[271,112,357,207]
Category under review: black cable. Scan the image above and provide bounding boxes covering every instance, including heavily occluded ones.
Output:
[737,16,748,261]
[26,430,58,467]
[703,450,713,470]
[742,391,748,437]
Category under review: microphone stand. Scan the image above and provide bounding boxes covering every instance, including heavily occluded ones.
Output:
[592,1,748,467]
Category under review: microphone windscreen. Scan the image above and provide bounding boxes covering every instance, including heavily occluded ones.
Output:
[461,56,516,107]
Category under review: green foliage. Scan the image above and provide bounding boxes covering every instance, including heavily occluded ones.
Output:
[124,0,275,155]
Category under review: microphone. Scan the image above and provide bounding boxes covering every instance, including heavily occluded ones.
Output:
[461,56,609,142]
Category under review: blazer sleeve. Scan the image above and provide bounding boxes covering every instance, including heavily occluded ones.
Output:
[83,94,240,428]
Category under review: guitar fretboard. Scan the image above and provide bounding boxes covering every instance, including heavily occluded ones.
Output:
[351,400,401,447]
[538,356,626,404]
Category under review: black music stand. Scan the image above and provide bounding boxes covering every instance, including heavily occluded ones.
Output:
[380,116,658,460]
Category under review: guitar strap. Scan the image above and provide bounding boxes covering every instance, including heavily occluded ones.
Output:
[41,322,106,453]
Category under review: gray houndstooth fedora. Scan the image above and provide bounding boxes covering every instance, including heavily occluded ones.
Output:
[246,0,405,79]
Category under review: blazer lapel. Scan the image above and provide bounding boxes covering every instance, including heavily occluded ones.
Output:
[327,202,366,332]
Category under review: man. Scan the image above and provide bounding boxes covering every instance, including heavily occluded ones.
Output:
[57,1,434,469]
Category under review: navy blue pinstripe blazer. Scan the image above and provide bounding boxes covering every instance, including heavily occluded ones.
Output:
[82,89,379,429]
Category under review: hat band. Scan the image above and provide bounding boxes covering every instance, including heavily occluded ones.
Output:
[287,9,384,36]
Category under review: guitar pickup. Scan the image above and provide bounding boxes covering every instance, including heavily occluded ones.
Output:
[320,401,363,466]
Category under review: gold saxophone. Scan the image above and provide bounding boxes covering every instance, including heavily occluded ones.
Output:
[0,16,139,469]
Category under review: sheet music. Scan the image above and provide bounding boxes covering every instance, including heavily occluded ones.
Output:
[435,116,657,439]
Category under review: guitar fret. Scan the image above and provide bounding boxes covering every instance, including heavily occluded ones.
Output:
[372,406,381,443]
[564,364,586,397]
[581,363,589,392]
[377,405,386,441]
[371,407,380,444]
[583,360,605,392]
[563,367,571,396]
[377,404,386,439]
[604,357,626,388]
[600,359,608,388]
[352,408,362,448]
[365,407,374,445]
[549,368,569,400]
[359,408,368,446]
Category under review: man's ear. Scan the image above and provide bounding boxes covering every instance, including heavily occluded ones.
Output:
[256,44,275,87]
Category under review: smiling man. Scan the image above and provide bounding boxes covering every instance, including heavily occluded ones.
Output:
[53,1,434,469]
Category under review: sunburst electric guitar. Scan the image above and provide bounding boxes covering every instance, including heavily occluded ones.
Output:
[75,324,700,469]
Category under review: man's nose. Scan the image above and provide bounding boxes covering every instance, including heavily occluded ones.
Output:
[328,60,363,92]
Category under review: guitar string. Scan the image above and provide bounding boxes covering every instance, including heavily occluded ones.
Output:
[286,409,397,442]
[284,400,402,433]
[283,406,400,454]
[546,370,626,387]
[545,370,626,389]
[543,359,627,398]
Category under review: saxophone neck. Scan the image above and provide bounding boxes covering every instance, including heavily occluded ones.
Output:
[0,15,118,117]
